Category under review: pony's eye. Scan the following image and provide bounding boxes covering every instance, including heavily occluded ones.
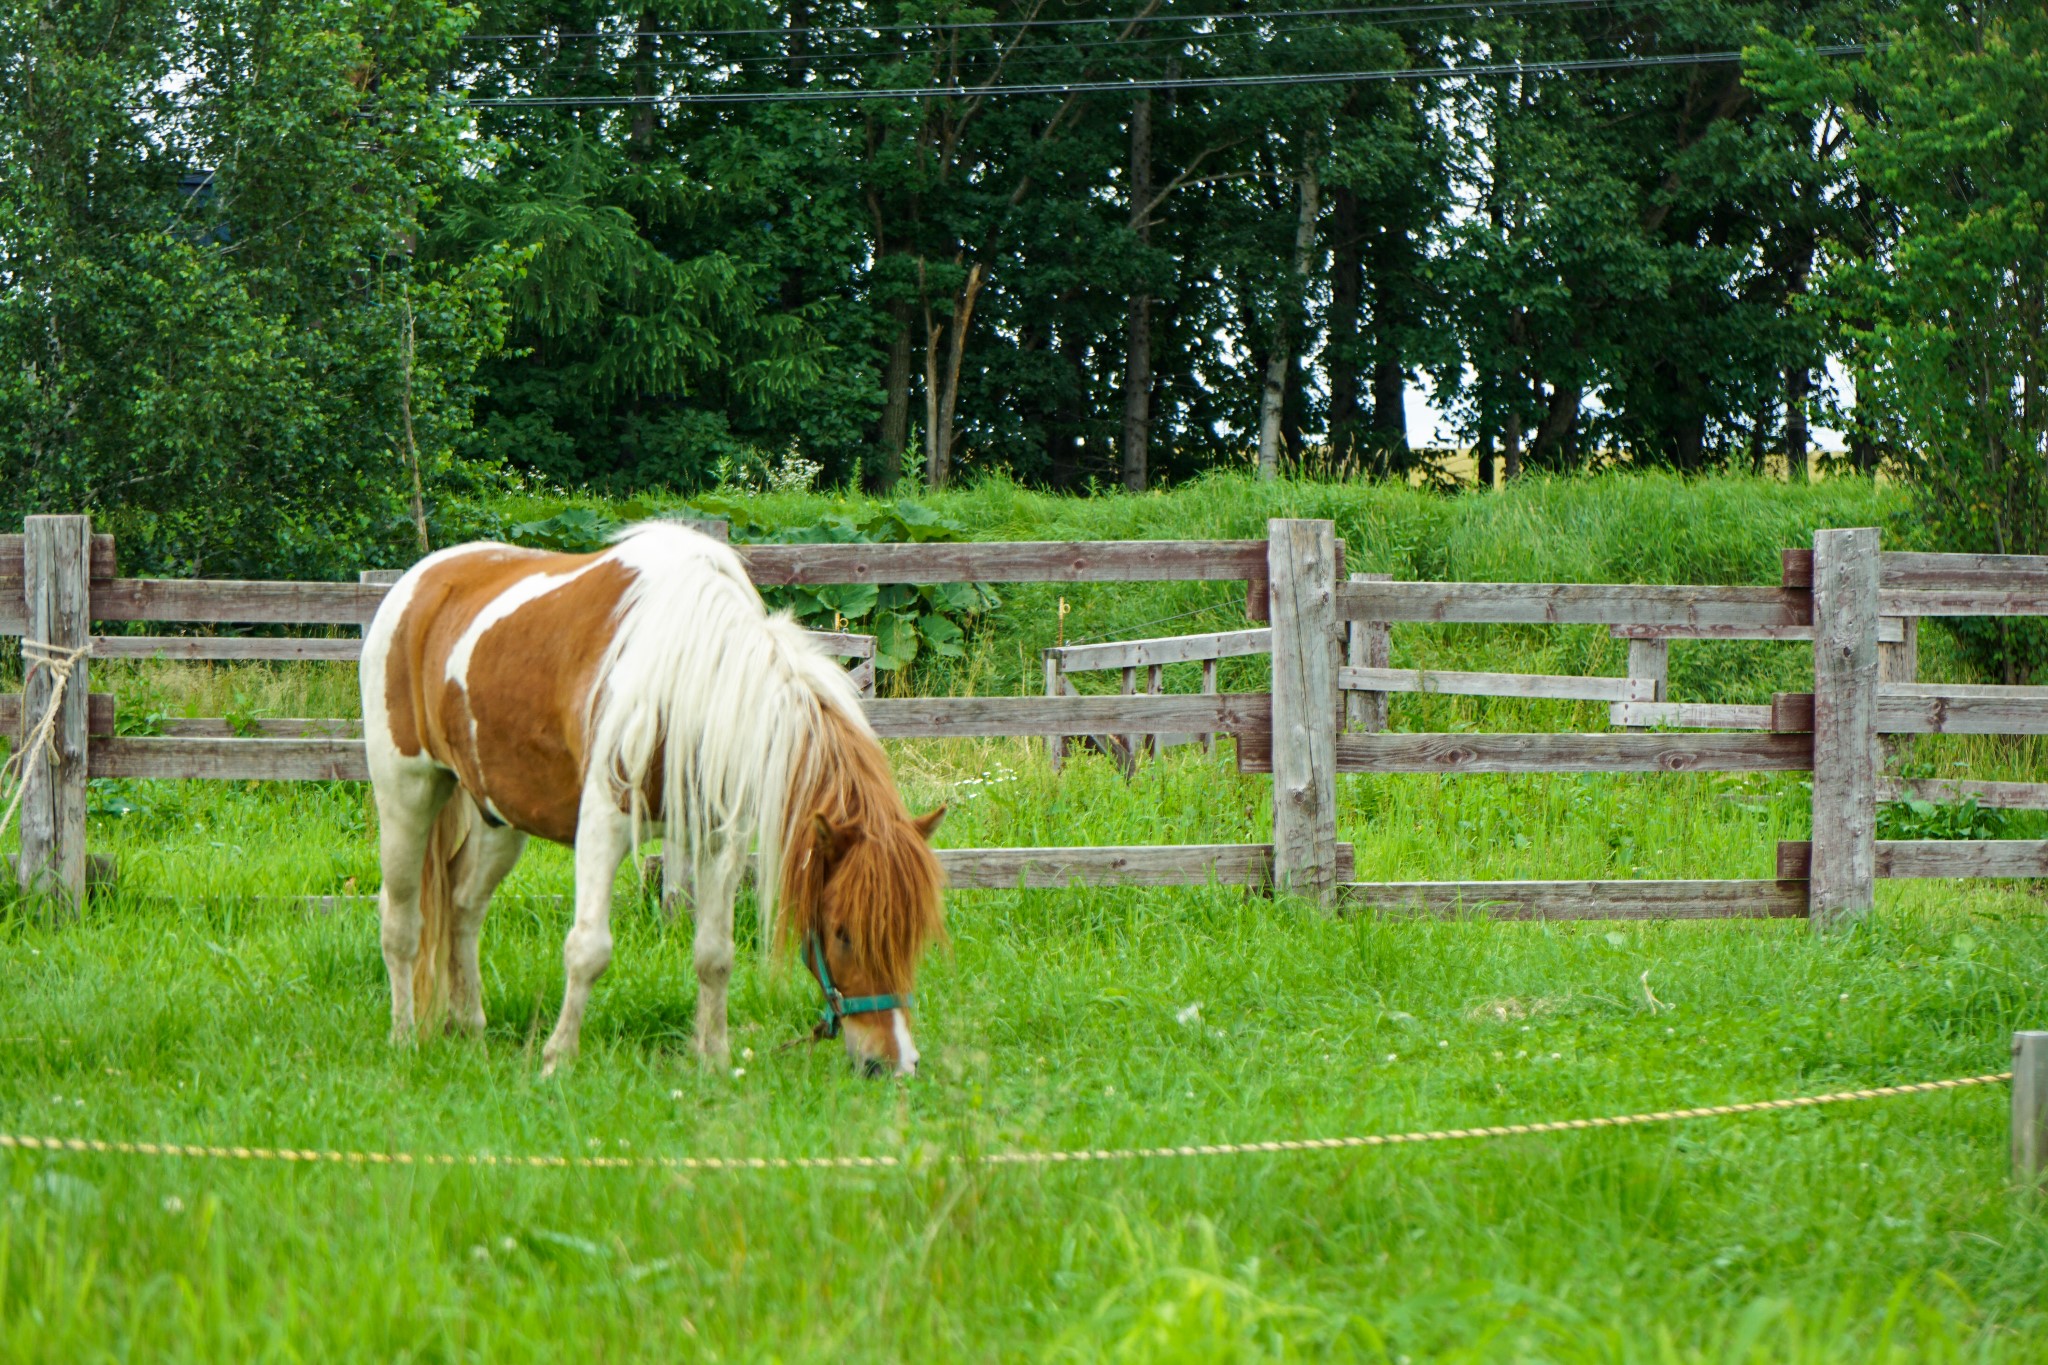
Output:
[834,929,851,948]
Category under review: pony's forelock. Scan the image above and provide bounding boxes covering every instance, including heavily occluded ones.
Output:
[777,709,946,986]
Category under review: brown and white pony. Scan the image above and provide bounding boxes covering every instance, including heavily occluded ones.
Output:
[359,522,946,1076]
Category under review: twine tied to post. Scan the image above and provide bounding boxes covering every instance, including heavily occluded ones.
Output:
[0,640,93,847]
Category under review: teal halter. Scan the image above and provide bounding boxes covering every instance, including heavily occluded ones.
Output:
[803,933,914,1039]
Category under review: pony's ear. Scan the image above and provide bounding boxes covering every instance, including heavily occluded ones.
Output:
[811,812,860,864]
[911,805,946,841]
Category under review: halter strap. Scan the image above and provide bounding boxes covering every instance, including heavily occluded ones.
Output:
[803,933,913,1039]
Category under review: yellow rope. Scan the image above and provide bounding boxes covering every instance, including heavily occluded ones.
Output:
[0,1072,2010,1174]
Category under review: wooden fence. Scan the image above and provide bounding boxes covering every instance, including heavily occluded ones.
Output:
[2,516,1305,912]
[5,514,2046,923]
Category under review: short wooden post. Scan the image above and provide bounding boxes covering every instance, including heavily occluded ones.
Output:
[1879,616,1919,684]
[1268,519,1340,904]
[660,837,690,923]
[1624,638,1668,731]
[2015,1031,2048,1188]
[1121,665,1139,764]
[1809,526,1881,931]
[1201,657,1218,755]
[19,515,93,916]
[1343,572,1390,732]
[1145,664,1163,757]
[1043,651,1066,773]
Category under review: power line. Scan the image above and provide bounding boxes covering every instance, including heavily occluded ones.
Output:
[460,20,1440,79]
[461,0,1661,44]
[464,44,1868,107]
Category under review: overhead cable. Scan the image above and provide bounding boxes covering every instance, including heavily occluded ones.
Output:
[465,44,1868,107]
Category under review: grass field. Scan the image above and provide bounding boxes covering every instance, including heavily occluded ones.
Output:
[4,473,2047,1360]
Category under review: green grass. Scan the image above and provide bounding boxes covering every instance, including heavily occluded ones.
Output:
[5,472,2048,1360]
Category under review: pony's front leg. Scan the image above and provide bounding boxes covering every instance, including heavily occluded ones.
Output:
[690,859,739,1069]
[540,795,634,1076]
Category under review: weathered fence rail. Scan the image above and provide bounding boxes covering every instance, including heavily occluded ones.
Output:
[6,517,2048,922]
[1,518,1300,911]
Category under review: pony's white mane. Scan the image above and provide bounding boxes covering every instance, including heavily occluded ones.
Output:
[585,522,868,933]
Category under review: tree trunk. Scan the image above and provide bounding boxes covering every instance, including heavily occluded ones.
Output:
[785,0,810,87]
[1474,415,1496,490]
[921,261,986,489]
[1673,409,1707,473]
[1501,300,1527,481]
[871,304,913,492]
[1366,212,1415,471]
[1786,363,1811,483]
[1047,324,1088,490]
[628,9,659,160]
[1326,186,1364,460]
[1502,400,1523,483]
[1529,380,1581,469]
[1259,157,1320,481]
[1120,95,1153,492]
[1370,358,1407,472]
[397,287,428,554]
[1120,295,1152,492]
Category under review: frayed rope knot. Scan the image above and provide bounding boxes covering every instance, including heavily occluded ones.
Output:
[0,639,93,844]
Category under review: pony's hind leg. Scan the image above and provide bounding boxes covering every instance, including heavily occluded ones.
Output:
[448,820,527,1037]
[540,791,634,1076]
[373,764,455,1044]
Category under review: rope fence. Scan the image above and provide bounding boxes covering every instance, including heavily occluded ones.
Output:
[0,1070,2015,1175]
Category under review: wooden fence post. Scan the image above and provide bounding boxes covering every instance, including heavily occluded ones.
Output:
[18,515,93,916]
[660,837,690,923]
[1624,639,1668,731]
[1810,526,1880,931]
[1201,657,1218,755]
[1269,519,1339,903]
[1344,572,1390,732]
[1879,616,1919,684]
[2015,1031,2048,1188]
[1042,651,1066,773]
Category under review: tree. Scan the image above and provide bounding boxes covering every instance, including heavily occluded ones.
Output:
[0,0,510,577]
[1758,2,2048,678]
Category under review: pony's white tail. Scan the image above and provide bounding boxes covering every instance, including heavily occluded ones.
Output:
[412,790,481,1025]
[586,526,865,940]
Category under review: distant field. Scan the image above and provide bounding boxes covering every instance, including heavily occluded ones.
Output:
[5,472,2047,1361]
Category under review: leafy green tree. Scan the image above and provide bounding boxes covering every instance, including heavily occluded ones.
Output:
[1758,1,2047,678]
[0,0,511,576]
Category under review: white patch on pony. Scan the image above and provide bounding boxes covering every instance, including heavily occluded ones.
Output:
[891,1009,919,1076]
[363,543,497,769]
[445,562,602,692]
[587,522,867,941]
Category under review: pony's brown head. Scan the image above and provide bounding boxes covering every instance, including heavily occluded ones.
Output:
[782,802,946,1077]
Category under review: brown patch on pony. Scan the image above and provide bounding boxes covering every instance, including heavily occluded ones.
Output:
[776,705,946,998]
[380,547,637,844]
